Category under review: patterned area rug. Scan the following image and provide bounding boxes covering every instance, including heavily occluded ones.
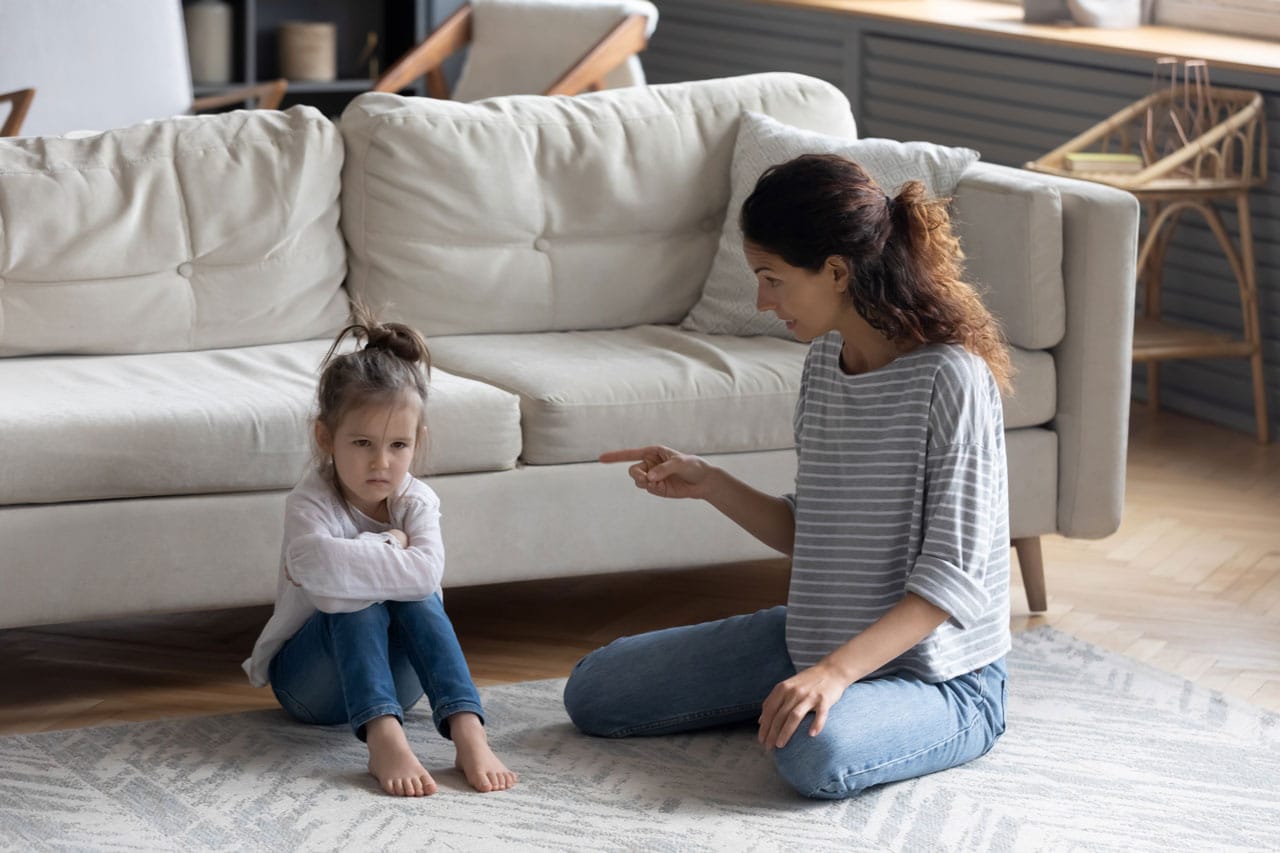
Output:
[2,627,1277,852]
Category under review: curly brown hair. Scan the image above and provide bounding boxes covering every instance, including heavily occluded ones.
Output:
[740,153,1013,393]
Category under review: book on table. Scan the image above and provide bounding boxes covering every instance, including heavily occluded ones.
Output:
[1063,152,1145,173]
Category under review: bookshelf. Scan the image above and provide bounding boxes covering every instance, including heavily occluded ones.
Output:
[186,0,462,114]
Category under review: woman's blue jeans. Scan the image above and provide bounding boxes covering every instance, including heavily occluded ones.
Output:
[563,605,1006,799]
[269,595,484,741]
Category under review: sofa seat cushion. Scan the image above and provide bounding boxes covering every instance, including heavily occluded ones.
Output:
[0,340,521,506]
[1006,347,1055,429]
[429,325,809,465]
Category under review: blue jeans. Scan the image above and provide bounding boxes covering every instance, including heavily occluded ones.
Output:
[563,605,1006,799]
[269,595,484,741]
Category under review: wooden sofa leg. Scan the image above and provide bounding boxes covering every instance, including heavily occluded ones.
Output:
[1012,536,1048,613]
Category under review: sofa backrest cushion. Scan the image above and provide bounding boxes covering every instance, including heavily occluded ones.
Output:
[0,106,348,356]
[339,72,855,336]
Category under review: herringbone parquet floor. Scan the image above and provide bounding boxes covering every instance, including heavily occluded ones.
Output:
[1,403,1277,735]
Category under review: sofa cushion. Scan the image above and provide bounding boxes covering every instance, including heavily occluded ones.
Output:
[0,340,521,506]
[427,325,1047,466]
[682,110,979,339]
[1005,346,1055,429]
[952,163,1066,350]
[428,326,808,464]
[0,107,348,356]
[339,72,855,338]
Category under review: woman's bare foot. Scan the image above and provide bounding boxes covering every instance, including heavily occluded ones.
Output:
[365,715,437,797]
[449,712,517,792]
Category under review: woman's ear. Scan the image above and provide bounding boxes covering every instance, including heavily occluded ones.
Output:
[314,421,333,454]
[826,256,851,293]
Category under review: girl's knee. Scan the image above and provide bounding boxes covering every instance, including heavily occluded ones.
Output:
[324,602,389,627]
[389,595,444,618]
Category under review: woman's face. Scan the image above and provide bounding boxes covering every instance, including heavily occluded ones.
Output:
[743,242,850,342]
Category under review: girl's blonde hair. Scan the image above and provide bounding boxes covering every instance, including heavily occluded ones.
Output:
[740,153,1014,393]
[314,303,432,471]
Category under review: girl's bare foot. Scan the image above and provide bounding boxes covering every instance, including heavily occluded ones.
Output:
[365,715,437,797]
[449,712,517,792]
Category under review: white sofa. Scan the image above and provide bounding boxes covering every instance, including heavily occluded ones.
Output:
[0,72,1138,630]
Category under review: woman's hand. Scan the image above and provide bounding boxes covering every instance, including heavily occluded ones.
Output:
[757,662,851,749]
[387,529,409,548]
[599,446,718,500]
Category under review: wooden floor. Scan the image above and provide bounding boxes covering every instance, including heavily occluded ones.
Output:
[1,403,1278,735]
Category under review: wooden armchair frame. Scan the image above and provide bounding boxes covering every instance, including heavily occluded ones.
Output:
[1,87,36,136]
[0,81,284,139]
[373,4,650,98]
[191,79,288,113]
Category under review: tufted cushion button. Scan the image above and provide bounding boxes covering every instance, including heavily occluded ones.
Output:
[533,237,550,252]
[176,262,194,278]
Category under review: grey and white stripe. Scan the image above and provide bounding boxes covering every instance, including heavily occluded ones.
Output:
[784,334,1011,680]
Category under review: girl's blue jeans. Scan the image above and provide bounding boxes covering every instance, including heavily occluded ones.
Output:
[269,595,484,740]
[563,605,1006,799]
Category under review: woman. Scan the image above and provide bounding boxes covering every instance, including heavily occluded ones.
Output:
[563,153,1013,799]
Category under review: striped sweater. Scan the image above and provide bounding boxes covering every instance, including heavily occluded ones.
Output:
[783,334,1011,682]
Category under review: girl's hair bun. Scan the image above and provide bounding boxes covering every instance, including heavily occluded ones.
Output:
[366,321,426,363]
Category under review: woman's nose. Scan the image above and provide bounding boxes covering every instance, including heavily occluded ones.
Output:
[756,283,774,312]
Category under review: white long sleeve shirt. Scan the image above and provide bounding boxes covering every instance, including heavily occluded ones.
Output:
[242,468,446,687]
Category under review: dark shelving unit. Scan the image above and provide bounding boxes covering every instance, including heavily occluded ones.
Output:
[187,0,465,115]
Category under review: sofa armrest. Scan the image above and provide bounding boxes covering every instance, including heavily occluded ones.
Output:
[964,163,1138,538]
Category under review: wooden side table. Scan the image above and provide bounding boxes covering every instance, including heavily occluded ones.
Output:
[1129,181,1268,442]
[1027,84,1270,443]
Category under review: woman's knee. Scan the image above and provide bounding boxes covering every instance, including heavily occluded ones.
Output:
[772,729,862,800]
[563,648,628,737]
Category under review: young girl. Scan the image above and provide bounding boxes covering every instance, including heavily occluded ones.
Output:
[564,153,1013,799]
[244,309,516,797]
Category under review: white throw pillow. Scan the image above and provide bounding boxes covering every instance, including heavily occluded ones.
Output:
[681,111,980,338]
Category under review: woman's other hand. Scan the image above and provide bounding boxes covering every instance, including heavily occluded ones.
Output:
[599,446,718,500]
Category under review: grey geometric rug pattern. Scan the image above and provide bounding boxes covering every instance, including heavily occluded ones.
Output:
[1,626,1277,852]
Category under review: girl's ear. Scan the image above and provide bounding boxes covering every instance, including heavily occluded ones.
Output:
[826,255,851,293]
[314,421,333,454]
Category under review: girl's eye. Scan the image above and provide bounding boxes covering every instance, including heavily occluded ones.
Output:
[353,439,371,447]
[393,441,409,449]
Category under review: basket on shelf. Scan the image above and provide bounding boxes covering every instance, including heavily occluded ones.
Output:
[1026,84,1267,193]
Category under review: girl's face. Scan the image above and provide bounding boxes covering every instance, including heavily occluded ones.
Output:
[744,243,851,342]
[316,399,422,522]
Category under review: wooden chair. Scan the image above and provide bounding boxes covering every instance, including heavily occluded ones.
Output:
[191,81,288,115]
[0,88,35,137]
[0,0,287,138]
[374,0,658,100]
